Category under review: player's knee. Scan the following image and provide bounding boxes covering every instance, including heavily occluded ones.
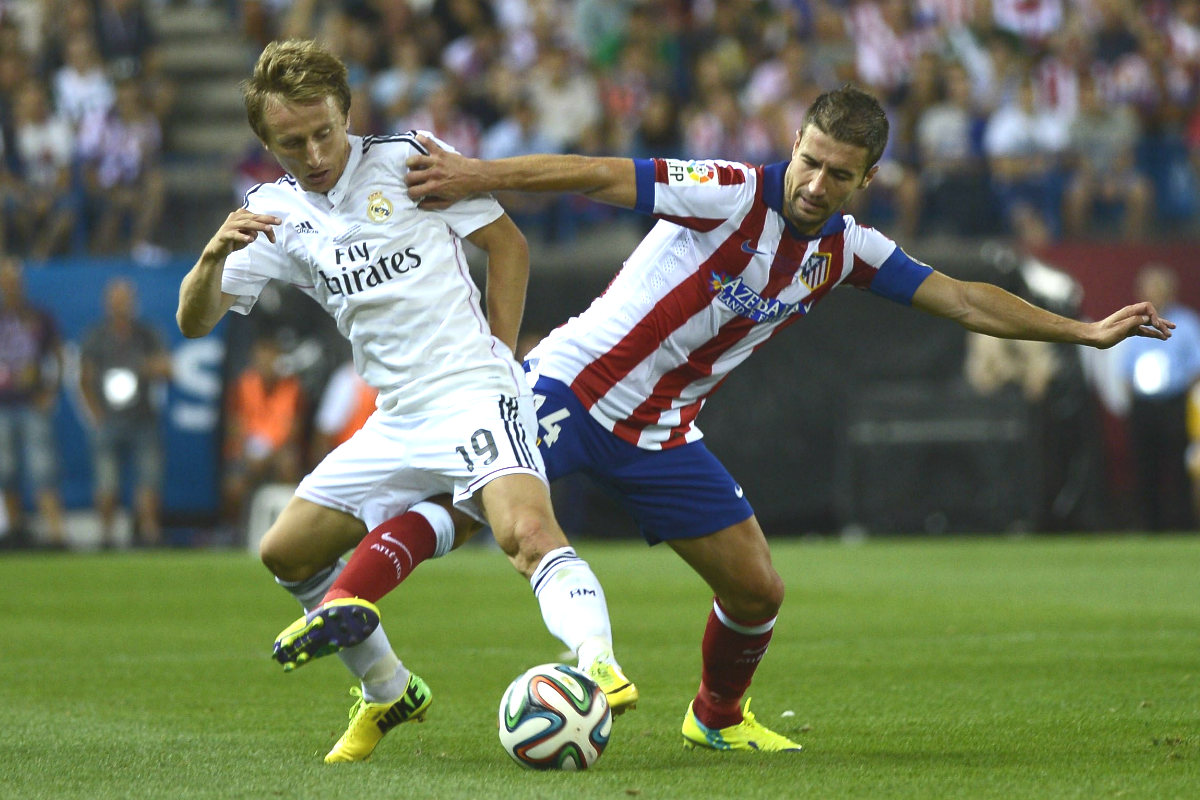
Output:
[259,530,315,583]
[503,509,568,577]
[723,570,785,621]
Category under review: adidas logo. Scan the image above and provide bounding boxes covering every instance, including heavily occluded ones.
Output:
[295,220,317,234]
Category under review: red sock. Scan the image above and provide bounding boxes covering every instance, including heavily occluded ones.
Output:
[320,510,438,605]
[692,598,775,729]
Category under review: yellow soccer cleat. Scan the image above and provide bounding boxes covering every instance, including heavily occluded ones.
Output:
[324,672,432,763]
[273,597,380,672]
[681,698,803,752]
[585,658,639,715]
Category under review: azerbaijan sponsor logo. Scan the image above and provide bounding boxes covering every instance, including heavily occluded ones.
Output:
[709,272,806,322]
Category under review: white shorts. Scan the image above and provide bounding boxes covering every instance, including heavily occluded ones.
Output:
[295,392,545,530]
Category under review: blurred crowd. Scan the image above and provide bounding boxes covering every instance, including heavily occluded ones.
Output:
[0,0,172,263]
[0,0,1198,258]
[237,0,1200,246]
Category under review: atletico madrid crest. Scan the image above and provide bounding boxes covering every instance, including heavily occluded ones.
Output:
[797,252,831,291]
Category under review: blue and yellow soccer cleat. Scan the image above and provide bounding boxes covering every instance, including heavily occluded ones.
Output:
[273,597,380,671]
[325,672,432,763]
[585,658,639,715]
[681,698,803,752]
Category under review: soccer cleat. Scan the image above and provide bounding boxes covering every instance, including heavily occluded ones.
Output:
[681,698,803,752]
[324,672,432,763]
[273,597,381,672]
[585,658,639,715]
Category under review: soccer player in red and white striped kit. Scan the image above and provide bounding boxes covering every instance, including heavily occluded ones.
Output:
[319,84,1175,752]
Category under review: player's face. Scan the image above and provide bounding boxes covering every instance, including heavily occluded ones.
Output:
[782,125,877,234]
[260,95,351,194]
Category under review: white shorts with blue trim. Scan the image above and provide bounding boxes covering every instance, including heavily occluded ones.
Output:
[296,391,545,529]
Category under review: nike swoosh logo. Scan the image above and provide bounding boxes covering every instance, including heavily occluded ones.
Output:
[741,241,810,273]
[741,241,772,257]
[734,485,744,498]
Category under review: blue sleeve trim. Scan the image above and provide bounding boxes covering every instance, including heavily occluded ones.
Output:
[633,158,656,215]
[869,247,933,305]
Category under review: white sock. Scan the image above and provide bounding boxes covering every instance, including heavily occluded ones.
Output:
[276,559,346,611]
[339,626,411,703]
[410,500,455,558]
[276,558,407,700]
[529,547,615,665]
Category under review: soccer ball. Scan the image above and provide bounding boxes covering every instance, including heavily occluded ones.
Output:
[497,663,612,770]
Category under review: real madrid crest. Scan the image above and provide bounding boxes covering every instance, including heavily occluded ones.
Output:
[367,190,393,222]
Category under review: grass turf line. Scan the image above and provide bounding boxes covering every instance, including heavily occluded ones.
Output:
[1,535,1197,799]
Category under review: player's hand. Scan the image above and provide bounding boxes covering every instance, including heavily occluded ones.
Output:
[1088,301,1174,349]
[404,134,481,209]
[202,209,280,261]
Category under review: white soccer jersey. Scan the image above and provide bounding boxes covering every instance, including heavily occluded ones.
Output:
[526,158,934,450]
[221,132,525,416]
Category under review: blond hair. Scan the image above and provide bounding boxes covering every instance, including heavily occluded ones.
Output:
[242,39,351,141]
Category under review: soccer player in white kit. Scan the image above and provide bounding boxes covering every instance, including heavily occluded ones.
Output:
[176,40,633,763]
[402,84,1176,752]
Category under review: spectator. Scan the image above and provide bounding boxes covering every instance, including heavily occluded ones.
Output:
[222,336,306,532]
[369,35,441,129]
[0,258,67,549]
[991,0,1064,48]
[76,74,167,264]
[913,60,995,236]
[7,79,79,260]
[963,257,1105,531]
[80,277,171,548]
[847,0,941,97]
[682,89,775,164]
[310,360,377,466]
[1062,75,1152,240]
[52,30,114,128]
[983,76,1069,246]
[92,0,174,123]
[526,41,600,150]
[39,0,98,75]
[1118,264,1200,531]
[397,82,482,158]
[630,89,682,158]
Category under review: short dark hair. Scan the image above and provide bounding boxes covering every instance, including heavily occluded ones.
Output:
[801,84,890,170]
[242,40,351,142]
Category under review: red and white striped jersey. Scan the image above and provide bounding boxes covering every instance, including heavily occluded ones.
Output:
[526,158,933,450]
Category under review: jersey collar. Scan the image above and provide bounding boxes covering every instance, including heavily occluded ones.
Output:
[762,161,847,240]
[310,134,363,208]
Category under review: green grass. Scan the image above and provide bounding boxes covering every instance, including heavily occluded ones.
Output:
[2,535,1198,799]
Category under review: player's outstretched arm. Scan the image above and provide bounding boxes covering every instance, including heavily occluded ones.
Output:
[911,270,1174,349]
[177,209,280,338]
[405,134,637,210]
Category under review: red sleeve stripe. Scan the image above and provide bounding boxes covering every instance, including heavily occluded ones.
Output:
[714,164,747,185]
[845,252,876,289]
[654,213,725,232]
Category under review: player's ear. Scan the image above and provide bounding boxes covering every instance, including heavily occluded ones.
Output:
[860,164,879,189]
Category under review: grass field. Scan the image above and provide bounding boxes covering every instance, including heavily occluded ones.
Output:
[2,535,1198,799]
